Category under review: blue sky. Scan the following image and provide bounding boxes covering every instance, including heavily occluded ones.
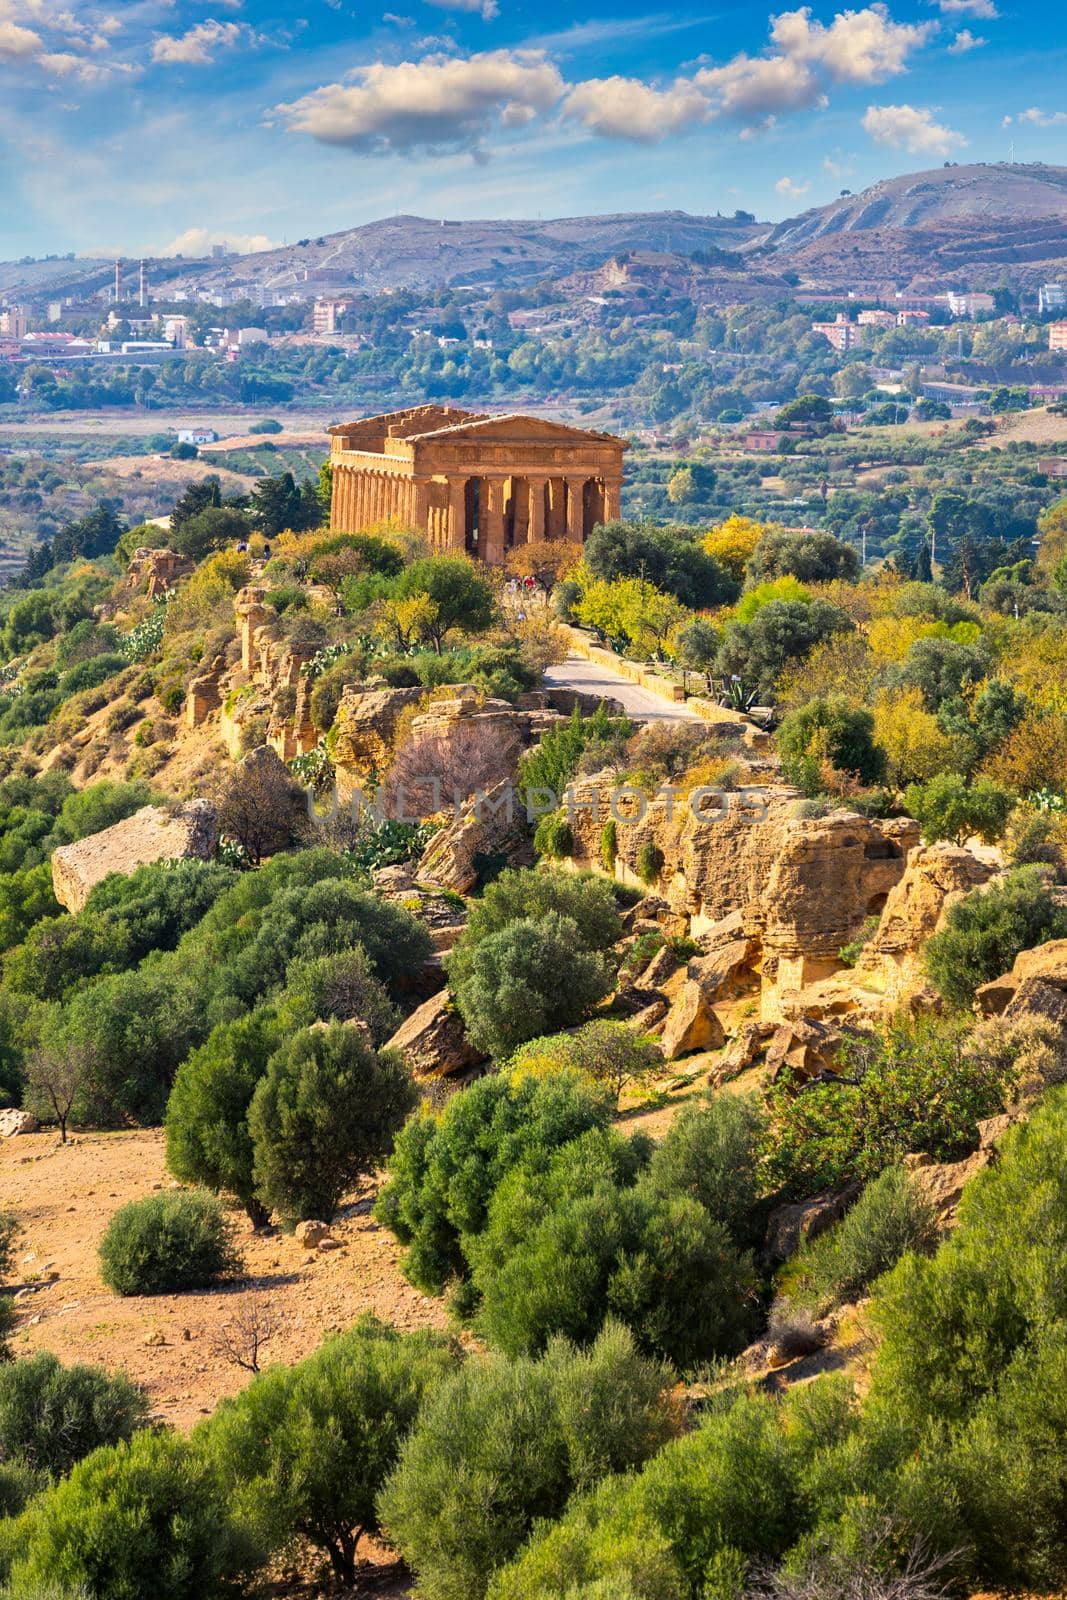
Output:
[0,0,1064,258]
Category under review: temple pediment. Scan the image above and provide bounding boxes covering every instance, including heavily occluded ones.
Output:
[412,413,623,448]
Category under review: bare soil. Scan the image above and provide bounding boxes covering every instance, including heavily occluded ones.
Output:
[1,1129,451,1433]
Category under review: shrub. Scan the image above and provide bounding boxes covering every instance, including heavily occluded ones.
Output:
[765,1015,1012,1199]
[378,1320,677,1600]
[641,1094,767,1250]
[98,1191,240,1296]
[519,705,631,804]
[509,1020,660,1105]
[786,1166,939,1314]
[450,912,614,1059]
[165,1009,284,1226]
[636,841,664,884]
[279,948,399,1043]
[2,1430,247,1600]
[903,772,1014,847]
[248,1022,415,1223]
[374,1068,615,1292]
[489,1387,811,1600]
[449,868,621,983]
[778,696,884,789]
[199,1316,459,1585]
[600,819,618,870]
[0,1353,150,1477]
[467,1115,760,1368]
[924,865,1067,1008]
[533,811,573,860]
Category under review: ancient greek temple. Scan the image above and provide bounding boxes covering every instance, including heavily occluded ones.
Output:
[327,405,626,563]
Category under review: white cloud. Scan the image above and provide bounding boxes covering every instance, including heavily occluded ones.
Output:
[275,49,564,155]
[862,102,966,155]
[0,17,43,57]
[422,0,498,19]
[822,151,855,178]
[160,228,281,256]
[930,0,997,15]
[771,4,933,83]
[775,175,811,198]
[693,52,819,118]
[947,28,984,51]
[152,19,246,66]
[1018,107,1067,128]
[560,75,710,140]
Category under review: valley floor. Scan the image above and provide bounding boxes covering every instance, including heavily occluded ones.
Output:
[0,1128,451,1432]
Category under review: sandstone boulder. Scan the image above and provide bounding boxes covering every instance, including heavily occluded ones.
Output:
[765,1181,862,1263]
[417,780,532,895]
[0,1109,38,1137]
[975,938,1067,1017]
[385,990,486,1077]
[660,980,726,1061]
[640,944,679,990]
[294,1220,332,1248]
[51,800,219,913]
[712,1020,775,1086]
[687,910,760,1001]
[765,1016,858,1082]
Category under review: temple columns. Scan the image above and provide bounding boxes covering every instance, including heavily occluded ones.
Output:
[447,477,467,550]
[604,480,622,521]
[528,480,546,542]
[483,476,507,565]
[565,477,585,543]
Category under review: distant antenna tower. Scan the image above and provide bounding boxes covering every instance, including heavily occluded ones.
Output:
[138,259,147,308]
[113,258,122,303]
[1009,140,1015,165]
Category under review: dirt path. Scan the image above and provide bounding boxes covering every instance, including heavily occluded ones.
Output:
[1,1130,450,1432]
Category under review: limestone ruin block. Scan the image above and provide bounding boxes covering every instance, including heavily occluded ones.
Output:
[51,800,219,913]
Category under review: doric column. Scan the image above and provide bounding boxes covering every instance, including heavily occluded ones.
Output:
[447,477,467,550]
[528,479,546,542]
[565,477,586,543]
[546,477,566,540]
[330,467,343,530]
[483,476,507,565]
[604,478,622,521]
[355,472,368,529]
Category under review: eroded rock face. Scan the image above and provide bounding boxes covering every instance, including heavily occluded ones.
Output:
[331,686,430,804]
[855,844,994,1005]
[126,547,194,596]
[51,800,219,913]
[566,778,918,1021]
[765,1181,862,1264]
[385,991,486,1077]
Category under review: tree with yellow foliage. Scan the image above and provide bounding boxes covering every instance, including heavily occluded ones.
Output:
[1037,498,1067,571]
[980,711,1067,796]
[701,515,776,583]
[871,686,973,786]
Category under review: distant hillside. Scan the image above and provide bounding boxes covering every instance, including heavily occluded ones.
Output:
[7,163,1067,308]
[758,163,1067,290]
[188,210,767,296]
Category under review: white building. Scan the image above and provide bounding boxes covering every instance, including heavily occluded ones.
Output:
[946,292,996,319]
[177,428,218,445]
[1039,284,1066,315]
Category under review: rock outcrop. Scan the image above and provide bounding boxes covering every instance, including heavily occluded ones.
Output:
[126,547,194,596]
[566,779,918,1021]
[51,800,219,912]
[331,686,430,804]
[854,844,995,1005]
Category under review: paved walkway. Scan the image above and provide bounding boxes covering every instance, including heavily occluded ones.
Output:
[543,654,705,722]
